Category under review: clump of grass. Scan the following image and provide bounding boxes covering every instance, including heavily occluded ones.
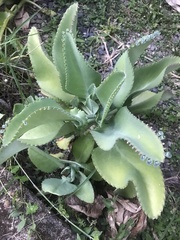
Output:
[0,28,37,115]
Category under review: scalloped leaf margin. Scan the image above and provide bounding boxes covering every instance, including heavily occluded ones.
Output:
[91,106,164,162]
[28,27,73,102]
[92,140,165,219]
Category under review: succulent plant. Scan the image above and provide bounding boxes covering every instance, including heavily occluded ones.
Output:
[0,3,180,219]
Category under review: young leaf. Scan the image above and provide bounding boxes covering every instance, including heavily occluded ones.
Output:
[62,31,101,98]
[42,178,77,196]
[92,140,165,219]
[17,215,26,233]
[28,27,73,101]
[91,107,164,162]
[28,147,64,173]
[75,172,94,203]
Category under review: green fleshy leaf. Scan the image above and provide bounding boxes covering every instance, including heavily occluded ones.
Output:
[83,162,102,181]
[28,147,64,173]
[128,31,160,65]
[56,122,75,138]
[131,56,180,95]
[19,122,63,146]
[3,99,57,146]
[62,31,101,98]
[28,27,73,101]
[13,103,24,115]
[69,107,87,126]
[3,98,80,146]
[92,140,165,219]
[113,51,134,108]
[117,181,137,198]
[42,178,77,196]
[75,172,94,203]
[52,3,78,89]
[129,91,164,114]
[96,71,124,124]
[91,107,164,162]
[0,140,28,165]
[72,134,95,163]
[85,96,99,115]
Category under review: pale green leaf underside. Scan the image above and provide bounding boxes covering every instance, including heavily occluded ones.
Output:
[19,122,63,146]
[28,146,64,173]
[131,56,180,95]
[113,51,134,108]
[75,172,94,203]
[28,27,72,102]
[92,140,165,219]
[3,99,77,146]
[63,32,101,98]
[52,3,78,89]
[129,91,164,114]
[42,178,77,196]
[0,140,28,165]
[3,98,59,146]
[91,107,164,162]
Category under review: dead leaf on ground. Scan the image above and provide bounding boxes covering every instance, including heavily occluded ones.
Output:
[130,209,147,238]
[106,193,147,239]
[66,195,105,218]
[15,7,30,30]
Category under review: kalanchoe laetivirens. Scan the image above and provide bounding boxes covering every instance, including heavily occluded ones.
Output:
[0,3,180,219]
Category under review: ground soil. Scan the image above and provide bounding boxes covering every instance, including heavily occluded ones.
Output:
[0,166,76,240]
